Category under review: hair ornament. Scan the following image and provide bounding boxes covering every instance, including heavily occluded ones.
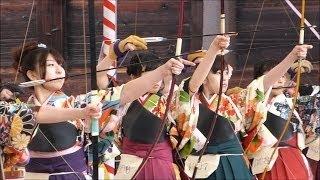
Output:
[37,43,47,48]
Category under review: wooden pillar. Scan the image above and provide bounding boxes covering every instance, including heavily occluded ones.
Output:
[202,0,237,66]
[36,0,66,55]
[203,0,220,49]
[190,0,203,51]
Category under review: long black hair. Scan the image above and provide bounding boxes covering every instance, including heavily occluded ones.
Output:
[126,51,162,78]
[253,60,281,79]
[12,42,64,81]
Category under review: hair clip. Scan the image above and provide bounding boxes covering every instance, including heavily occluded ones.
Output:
[37,43,47,48]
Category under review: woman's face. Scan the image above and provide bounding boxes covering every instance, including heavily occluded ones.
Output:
[205,65,233,94]
[284,73,295,96]
[42,54,65,91]
[268,72,287,96]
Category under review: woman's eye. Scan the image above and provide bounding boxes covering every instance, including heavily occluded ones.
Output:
[47,64,54,67]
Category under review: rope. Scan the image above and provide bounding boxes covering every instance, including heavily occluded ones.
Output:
[14,0,35,83]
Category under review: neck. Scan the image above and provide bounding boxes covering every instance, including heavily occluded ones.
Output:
[34,85,55,104]
[268,91,284,104]
[203,85,214,99]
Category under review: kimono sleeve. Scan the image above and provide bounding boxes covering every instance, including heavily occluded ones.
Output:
[229,75,270,154]
[169,78,198,158]
[73,84,124,111]
[0,101,37,168]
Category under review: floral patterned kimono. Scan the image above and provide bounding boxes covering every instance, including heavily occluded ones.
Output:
[297,85,319,179]
[24,85,124,180]
[0,101,37,179]
[182,76,268,179]
[114,85,197,180]
[245,91,312,180]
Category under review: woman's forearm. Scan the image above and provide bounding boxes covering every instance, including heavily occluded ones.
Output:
[36,106,85,123]
[188,46,220,95]
[96,43,117,90]
[120,65,167,105]
[96,57,113,90]
[263,53,297,90]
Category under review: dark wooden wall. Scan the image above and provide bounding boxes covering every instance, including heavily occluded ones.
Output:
[0,0,37,67]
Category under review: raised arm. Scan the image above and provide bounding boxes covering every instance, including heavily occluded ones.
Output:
[120,58,195,105]
[97,35,148,90]
[97,54,114,90]
[188,35,230,95]
[263,44,313,90]
[36,104,101,124]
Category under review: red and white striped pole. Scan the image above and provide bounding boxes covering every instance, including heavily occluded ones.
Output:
[102,0,117,79]
[103,0,117,47]
[99,1,118,179]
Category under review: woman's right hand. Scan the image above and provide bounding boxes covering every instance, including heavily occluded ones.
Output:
[109,35,148,60]
[82,103,102,133]
[82,103,102,120]
[161,58,196,76]
[119,35,147,52]
[289,44,313,60]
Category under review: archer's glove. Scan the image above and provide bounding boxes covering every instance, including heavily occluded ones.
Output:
[187,50,206,63]
[290,60,313,73]
[109,35,147,60]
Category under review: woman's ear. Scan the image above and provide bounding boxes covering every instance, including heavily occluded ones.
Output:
[26,70,39,81]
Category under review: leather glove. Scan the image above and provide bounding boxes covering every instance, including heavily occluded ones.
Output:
[187,50,206,63]
[290,59,313,73]
[109,35,147,60]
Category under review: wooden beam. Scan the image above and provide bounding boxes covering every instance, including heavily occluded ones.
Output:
[190,0,203,50]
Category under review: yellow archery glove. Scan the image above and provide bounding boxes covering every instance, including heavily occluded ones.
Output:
[187,50,206,63]
[290,59,313,73]
[109,35,147,60]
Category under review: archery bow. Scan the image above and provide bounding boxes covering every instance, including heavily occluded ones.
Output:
[191,0,226,178]
[260,0,306,179]
[86,0,100,179]
[9,0,82,179]
[131,0,185,179]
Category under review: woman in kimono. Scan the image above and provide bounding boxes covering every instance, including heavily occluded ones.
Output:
[116,51,184,180]
[246,59,314,179]
[284,62,319,179]
[297,84,320,179]
[181,44,313,179]
[11,35,189,179]
[0,80,101,179]
[96,35,230,179]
